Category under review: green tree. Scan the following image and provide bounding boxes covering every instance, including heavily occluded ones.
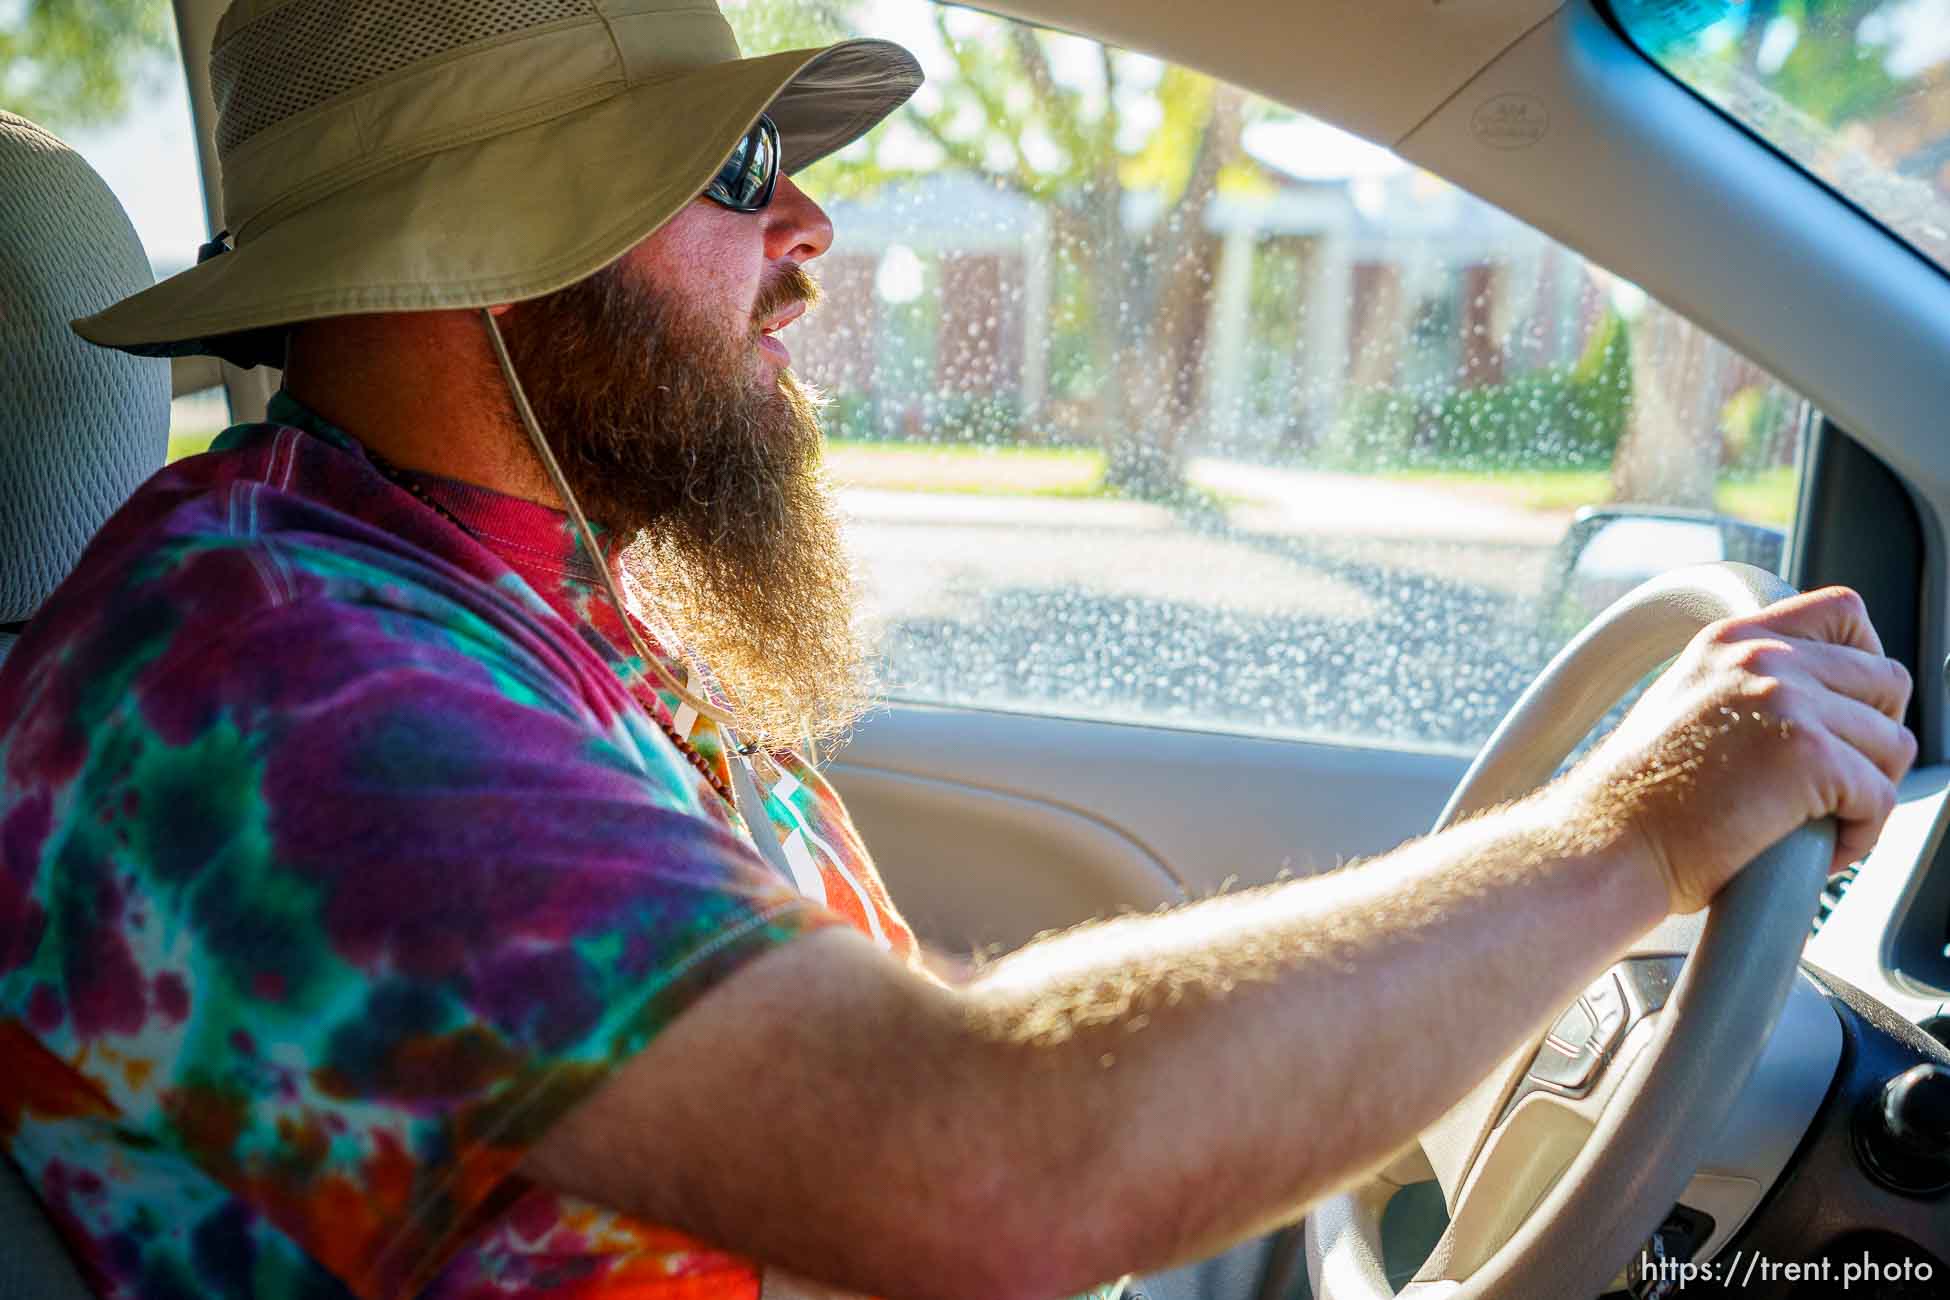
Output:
[1,0,175,131]
[1753,0,1904,127]
[726,1,1260,499]
[1613,0,1909,506]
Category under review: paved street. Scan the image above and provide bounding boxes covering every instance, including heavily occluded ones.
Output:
[837,470,1580,750]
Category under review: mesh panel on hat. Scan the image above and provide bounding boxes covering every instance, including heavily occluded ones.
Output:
[212,0,596,155]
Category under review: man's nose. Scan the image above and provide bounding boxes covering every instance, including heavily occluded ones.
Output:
[764,175,834,264]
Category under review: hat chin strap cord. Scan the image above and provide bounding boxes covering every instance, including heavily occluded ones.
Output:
[480,308,755,751]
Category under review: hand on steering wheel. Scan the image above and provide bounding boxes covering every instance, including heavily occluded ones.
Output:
[1571,582,1913,912]
[1308,564,1912,1300]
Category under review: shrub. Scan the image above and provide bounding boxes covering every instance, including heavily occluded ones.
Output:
[1719,384,1797,471]
[818,390,1027,446]
[1325,310,1633,470]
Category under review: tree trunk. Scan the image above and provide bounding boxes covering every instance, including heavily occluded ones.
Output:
[1088,202,1180,498]
[1099,83,1246,501]
[1102,232,1226,499]
[1609,306,1722,508]
[1310,261,1405,464]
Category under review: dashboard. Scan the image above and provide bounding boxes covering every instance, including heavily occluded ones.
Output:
[1806,765,1950,1031]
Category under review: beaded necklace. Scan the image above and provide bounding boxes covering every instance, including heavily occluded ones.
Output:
[364,449,743,809]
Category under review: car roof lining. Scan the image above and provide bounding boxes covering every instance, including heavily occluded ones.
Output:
[948,0,1570,147]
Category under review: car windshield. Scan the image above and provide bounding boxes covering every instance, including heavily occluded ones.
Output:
[1612,0,1950,275]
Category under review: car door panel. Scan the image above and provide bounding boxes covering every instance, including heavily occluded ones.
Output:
[828,703,1468,952]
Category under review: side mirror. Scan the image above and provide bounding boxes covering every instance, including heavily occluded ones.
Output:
[1545,506,1787,629]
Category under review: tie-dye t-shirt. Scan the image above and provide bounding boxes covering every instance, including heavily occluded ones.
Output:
[0,393,917,1298]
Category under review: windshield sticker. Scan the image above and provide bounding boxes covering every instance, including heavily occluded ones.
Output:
[1472,94,1549,150]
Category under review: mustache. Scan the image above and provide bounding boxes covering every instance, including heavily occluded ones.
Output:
[751,263,821,329]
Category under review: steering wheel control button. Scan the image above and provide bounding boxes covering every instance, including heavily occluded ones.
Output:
[1547,998,1598,1053]
[1586,973,1629,1051]
[1530,1039,1600,1090]
[1855,1063,1950,1196]
[1532,1003,1601,1089]
[1527,974,1632,1094]
[1500,964,1666,1120]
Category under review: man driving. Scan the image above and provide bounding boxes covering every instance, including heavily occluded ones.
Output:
[0,1,1917,1297]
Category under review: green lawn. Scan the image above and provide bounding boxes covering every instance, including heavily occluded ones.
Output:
[1384,466,1614,513]
[1713,466,1799,526]
[824,438,1109,497]
[1385,464,1799,527]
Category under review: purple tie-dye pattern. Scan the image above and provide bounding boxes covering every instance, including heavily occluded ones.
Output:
[0,395,898,1298]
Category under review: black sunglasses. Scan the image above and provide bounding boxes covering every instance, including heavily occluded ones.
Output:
[703,115,781,213]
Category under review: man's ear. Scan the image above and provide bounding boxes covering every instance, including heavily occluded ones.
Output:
[487,302,516,318]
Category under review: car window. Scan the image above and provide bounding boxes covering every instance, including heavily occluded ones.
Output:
[1611,0,1950,278]
[57,19,229,459]
[730,0,1813,755]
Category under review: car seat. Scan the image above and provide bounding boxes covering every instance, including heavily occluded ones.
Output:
[0,110,170,668]
[0,109,172,1298]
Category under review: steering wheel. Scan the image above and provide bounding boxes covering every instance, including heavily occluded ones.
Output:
[1306,562,1834,1300]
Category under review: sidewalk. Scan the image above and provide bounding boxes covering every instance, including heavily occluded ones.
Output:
[1188,458,1574,546]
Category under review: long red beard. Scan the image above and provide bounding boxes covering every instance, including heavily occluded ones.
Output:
[499,262,873,748]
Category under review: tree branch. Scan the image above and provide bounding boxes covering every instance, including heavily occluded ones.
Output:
[928,8,1039,189]
[1005,24,1094,172]
[1098,45,1122,153]
[904,104,1030,195]
[1159,82,1243,235]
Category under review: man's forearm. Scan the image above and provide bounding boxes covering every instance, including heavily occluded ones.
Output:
[948,785,1665,1284]
[527,785,1667,1299]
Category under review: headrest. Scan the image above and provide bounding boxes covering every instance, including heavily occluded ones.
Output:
[1,112,171,632]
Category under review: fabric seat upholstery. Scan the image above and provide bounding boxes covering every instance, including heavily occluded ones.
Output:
[0,110,171,1297]
[0,110,170,667]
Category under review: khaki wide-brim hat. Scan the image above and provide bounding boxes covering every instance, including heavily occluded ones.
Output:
[75,0,921,368]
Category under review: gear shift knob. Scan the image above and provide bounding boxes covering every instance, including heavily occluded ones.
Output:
[1857,1063,1950,1195]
